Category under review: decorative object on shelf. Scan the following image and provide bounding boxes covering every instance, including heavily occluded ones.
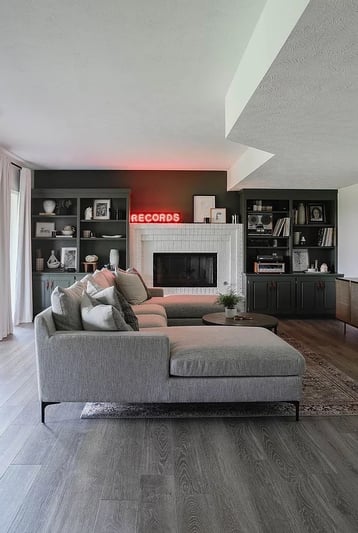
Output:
[62,225,75,236]
[231,214,239,223]
[300,235,306,246]
[248,213,273,233]
[82,230,93,238]
[56,199,72,215]
[297,202,306,225]
[82,261,98,273]
[47,250,60,269]
[84,206,93,220]
[193,195,215,223]
[308,204,325,223]
[293,231,301,245]
[61,247,77,271]
[101,234,123,238]
[320,262,328,273]
[83,254,98,273]
[85,254,98,263]
[93,199,111,220]
[109,249,120,269]
[215,287,243,318]
[35,222,55,237]
[42,199,56,214]
[35,258,44,272]
[210,207,226,224]
[292,248,309,272]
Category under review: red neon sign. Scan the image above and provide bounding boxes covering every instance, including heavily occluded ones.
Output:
[130,212,181,223]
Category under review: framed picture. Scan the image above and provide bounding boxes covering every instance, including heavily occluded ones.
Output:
[61,247,77,271]
[210,207,226,224]
[292,248,309,272]
[35,222,55,237]
[93,199,111,220]
[193,195,215,223]
[308,204,325,223]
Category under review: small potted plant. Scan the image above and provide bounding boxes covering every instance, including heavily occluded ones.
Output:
[216,288,243,318]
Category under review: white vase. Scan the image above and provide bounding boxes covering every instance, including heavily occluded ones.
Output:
[109,249,119,269]
[225,307,236,319]
[43,199,56,214]
[298,203,306,225]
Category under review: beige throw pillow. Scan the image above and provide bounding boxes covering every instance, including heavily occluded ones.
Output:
[115,269,149,305]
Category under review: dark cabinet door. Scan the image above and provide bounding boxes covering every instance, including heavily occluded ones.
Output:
[297,276,336,315]
[272,278,296,314]
[247,277,272,314]
[247,276,295,315]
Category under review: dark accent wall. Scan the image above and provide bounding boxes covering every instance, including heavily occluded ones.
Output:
[34,170,240,223]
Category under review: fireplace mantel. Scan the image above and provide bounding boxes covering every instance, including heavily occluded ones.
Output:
[130,223,243,295]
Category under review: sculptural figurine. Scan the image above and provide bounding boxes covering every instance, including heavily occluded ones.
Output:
[84,206,92,220]
[47,250,60,269]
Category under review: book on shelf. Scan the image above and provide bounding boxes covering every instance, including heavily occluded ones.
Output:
[318,227,334,246]
[273,217,290,236]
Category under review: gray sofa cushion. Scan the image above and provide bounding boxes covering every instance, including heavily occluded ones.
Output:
[132,303,167,319]
[148,295,223,318]
[138,314,167,328]
[162,326,305,377]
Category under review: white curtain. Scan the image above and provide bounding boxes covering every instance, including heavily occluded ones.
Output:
[13,168,33,325]
[0,155,13,339]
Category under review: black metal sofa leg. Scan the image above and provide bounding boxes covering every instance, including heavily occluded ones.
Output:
[41,401,60,423]
[291,401,300,421]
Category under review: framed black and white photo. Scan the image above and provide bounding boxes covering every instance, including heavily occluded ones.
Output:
[210,207,226,224]
[35,221,55,238]
[292,248,309,272]
[308,204,325,223]
[93,199,111,220]
[61,247,77,271]
[193,195,215,223]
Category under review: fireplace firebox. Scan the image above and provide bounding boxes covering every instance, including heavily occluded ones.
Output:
[153,253,217,287]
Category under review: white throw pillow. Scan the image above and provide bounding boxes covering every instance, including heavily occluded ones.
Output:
[81,292,132,331]
[87,279,139,331]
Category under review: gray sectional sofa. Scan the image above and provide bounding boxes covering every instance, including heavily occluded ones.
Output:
[35,283,305,422]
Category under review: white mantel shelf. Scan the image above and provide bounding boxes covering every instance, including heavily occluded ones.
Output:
[130,223,244,295]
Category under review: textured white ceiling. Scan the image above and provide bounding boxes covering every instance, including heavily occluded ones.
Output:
[228,0,358,189]
[0,0,265,170]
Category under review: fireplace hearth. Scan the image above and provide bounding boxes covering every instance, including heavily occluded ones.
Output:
[153,253,217,287]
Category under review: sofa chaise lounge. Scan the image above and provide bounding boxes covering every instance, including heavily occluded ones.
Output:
[35,293,305,422]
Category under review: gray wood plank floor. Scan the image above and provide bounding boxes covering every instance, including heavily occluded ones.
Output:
[0,321,357,533]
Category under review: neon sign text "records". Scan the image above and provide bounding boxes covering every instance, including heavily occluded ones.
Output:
[130,212,181,223]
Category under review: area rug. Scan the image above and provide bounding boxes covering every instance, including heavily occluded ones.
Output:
[81,334,358,419]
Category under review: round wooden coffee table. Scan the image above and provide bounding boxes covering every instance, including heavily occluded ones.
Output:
[202,312,278,334]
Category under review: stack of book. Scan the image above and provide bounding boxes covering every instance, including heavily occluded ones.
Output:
[273,217,290,236]
[318,227,335,246]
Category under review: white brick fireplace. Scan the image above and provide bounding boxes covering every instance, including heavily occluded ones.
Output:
[130,223,244,295]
